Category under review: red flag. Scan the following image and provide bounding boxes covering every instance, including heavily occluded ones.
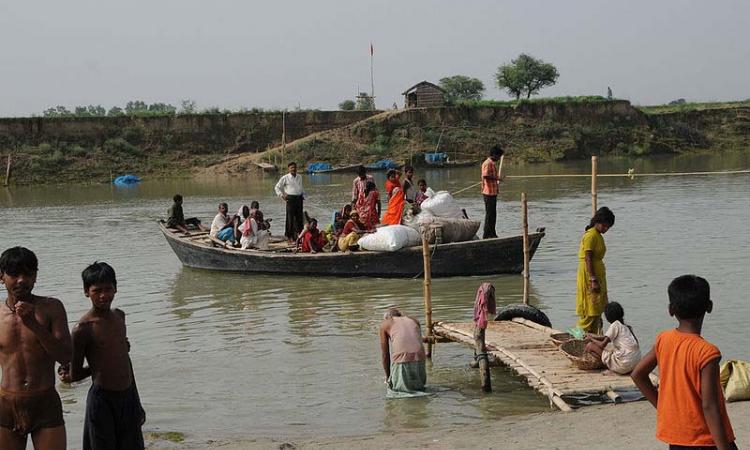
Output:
[370,42,374,56]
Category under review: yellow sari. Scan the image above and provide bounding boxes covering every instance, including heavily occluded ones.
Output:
[575,227,607,333]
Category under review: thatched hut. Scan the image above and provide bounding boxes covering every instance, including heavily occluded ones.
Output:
[402,81,446,108]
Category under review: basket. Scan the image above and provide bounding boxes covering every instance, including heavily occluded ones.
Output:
[549,332,573,347]
[560,339,606,370]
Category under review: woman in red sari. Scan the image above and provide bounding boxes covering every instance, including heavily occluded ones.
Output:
[381,169,405,226]
[359,181,381,229]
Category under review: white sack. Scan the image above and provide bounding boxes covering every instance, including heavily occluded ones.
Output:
[419,191,463,219]
[358,225,421,252]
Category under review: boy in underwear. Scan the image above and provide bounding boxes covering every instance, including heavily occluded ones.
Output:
[59,262,145,450]
[0,246,72,450]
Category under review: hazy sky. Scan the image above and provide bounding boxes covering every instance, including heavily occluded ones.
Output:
[1,1,748,116]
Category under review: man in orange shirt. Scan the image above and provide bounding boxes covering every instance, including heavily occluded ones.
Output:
[631,275,736,450]
[481,146,505,239]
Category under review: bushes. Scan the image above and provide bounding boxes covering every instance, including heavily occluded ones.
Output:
[103,138,142,156]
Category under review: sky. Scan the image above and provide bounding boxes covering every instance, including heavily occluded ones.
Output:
[1,0,749,117]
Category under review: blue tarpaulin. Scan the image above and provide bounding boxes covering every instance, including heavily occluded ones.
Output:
[424,152,448,164]
[113,174,141,186]
[366,159,399,170]
[306,162,333,173]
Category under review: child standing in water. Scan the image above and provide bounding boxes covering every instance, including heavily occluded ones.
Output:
[631,275,736,449]
[59,262,145,450]
[584,302,641,374]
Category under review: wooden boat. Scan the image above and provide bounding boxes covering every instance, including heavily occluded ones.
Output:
[159,222,545,278]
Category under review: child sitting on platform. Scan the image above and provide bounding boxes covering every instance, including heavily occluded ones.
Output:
[584,302,641,374]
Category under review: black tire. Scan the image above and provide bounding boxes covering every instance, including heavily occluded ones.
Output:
[494,304,552,328]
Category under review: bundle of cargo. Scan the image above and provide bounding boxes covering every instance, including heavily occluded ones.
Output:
[403,191,480,244]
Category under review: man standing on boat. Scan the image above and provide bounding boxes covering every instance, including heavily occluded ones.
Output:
[379,308,427,396]
[275,162,305,243]
[481,145,505,239]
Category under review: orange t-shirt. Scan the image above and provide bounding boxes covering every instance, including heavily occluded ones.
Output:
[654,329,735,446]
[481,158,498,195]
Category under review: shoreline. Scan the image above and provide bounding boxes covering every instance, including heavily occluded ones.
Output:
[183,401,750,450]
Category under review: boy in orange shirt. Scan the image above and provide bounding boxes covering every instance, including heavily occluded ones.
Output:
[632,275,736,450]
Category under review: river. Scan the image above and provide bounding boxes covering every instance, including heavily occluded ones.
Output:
[1,151,749,447]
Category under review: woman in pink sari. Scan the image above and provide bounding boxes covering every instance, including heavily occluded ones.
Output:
[359,181,381,229]
[381,169,405,226]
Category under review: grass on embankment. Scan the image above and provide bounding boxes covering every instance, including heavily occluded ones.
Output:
[638,100,750,114]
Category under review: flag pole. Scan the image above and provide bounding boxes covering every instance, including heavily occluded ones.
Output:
[369,42,375,108]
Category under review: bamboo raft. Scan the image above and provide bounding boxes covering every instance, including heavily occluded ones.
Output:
[433,318,657,412]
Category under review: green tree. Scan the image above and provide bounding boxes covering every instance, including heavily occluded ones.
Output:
[107,106,125,117]
[439,75,485,102]
[179,99,197,114]
[43,106,73,117]
[495,53,559,100]
[338,100,355,111]
[124,100,148,115]
[147,103,177,115]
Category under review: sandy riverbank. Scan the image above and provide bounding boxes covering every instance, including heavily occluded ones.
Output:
[190,401,749,450]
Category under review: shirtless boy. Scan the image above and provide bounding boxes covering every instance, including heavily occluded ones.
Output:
[0,246,72,450]
[59,262,145,450]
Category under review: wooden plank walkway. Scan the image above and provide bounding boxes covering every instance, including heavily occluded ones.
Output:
[433,318,656,411]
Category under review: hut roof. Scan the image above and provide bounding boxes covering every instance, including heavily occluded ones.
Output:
[401,81,445,95]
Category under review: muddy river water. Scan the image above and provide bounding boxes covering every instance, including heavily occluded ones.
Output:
[1,151,749,447]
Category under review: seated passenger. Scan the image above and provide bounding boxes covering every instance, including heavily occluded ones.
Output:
[167,194,206,235]
[249,201,271,231]
[238,206,270,250]
[299,218,327,253]
[210,202,236,244]
[338,210,369,252]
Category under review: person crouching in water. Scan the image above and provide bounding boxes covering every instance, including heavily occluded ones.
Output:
[584,302,641,374]
[59,262,145,449]
[299,218,327,253]
[379,308,427,396]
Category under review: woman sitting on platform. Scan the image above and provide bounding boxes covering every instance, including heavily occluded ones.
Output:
[584,302,641,374]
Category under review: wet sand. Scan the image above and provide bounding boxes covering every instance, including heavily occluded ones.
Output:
[198,401,749,450]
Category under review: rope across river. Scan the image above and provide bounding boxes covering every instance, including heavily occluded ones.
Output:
[451,168,750,196]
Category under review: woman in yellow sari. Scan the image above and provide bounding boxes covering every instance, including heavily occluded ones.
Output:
[576,207,615,334]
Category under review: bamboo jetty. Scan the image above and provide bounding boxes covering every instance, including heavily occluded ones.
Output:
[420,158,657,411]
[432,318,657,411]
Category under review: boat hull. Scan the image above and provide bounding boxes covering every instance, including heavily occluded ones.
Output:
[160,224,544,278]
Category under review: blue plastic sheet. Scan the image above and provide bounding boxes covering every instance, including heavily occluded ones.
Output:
[113,174,141,186]
[306,162,333,173]
[424,152,448,164]
[366,159,399,170]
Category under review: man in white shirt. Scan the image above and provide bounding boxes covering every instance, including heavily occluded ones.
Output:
[274,162,305,242]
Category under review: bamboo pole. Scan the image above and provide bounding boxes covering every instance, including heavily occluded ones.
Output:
[3,155,11,186]
[498,154,505,180]
[521,192,530,305]
[421,232,433,358]
[591,155,598,216]
[474,326,492,392]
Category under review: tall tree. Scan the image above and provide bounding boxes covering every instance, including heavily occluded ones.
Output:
[495,54,559,100]
[439,75,485,102]
[338,100,356,111]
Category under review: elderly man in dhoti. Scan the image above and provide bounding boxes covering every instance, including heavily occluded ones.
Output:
[379,308,427,397]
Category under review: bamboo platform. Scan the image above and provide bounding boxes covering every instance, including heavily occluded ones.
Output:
[433,318,657,412]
